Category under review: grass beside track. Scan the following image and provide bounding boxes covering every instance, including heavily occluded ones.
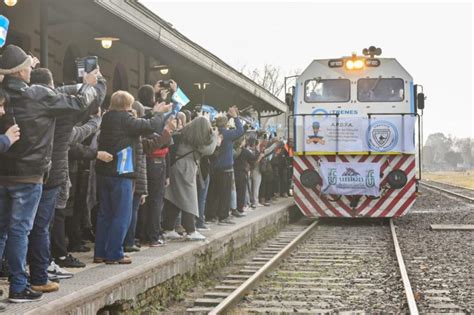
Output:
[424,171,474,189]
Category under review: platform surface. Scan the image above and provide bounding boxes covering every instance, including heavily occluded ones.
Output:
[0,199,293,314]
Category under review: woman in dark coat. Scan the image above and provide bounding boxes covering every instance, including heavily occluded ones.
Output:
[94,91,168,264]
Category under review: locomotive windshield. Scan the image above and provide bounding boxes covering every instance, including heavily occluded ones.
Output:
[304,79,350,103]
[357,78,404,102]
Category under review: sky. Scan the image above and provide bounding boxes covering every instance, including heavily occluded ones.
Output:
[141,0,473,140]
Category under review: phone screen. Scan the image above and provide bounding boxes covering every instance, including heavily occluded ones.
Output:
[84,57,98,73]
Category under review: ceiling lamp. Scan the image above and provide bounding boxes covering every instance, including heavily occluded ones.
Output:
[94,37,119,49]
[4,0,18,6]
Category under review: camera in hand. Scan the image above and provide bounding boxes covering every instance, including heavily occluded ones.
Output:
[75,56,99,82]
[159,80,172,89]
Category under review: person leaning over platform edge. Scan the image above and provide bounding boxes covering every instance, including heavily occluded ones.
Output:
[94,90,171,265]
[0,44,105,303]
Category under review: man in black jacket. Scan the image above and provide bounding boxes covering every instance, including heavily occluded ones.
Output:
[26,68,106,293]
[0,45,105,302]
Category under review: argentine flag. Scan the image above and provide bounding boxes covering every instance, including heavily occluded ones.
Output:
[171,87,190,115]
[0,15,9,48]
[117,146,134,175]
[201,104,218,121]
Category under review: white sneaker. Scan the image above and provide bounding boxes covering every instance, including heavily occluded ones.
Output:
[163,230,183,240]
[48,261,73,279]
[186,231,206,241]
[257,203,264,207]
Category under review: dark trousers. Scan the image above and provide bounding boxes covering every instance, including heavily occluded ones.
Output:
[162,200,195,233]
[261,171,273,202]
[66,170,90,248]
[51,208,68,259]
[278,166,288,196]
[140,159,166,243]
[124,194,141,247]
[206,170,232,220]
[27,186,60,285]
[234,170,247,212]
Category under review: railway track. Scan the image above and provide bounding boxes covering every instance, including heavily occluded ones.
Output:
[420,180,474,202]
[187,219,418,314]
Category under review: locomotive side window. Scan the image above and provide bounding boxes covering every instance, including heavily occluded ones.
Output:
[357,78,404,102]
[304,79,351,103]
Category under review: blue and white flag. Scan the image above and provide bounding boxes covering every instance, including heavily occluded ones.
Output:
[171,87,190,115]
[266,125,277,136]
[253,121,261,130]
[117,146,134,175]
[0,15,9,48]
[201,104,218,121]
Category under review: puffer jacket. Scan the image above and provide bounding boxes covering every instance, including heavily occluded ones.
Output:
[0,76,106,183]
[132,100,148,196]
[96,110,165,179]
[45,84,104,188]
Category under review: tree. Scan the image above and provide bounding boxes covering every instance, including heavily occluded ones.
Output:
[243,64,285,99]
[444,150,463,168]
[422,145,435,167]
[425,133,453,164]
[453,137,472,167]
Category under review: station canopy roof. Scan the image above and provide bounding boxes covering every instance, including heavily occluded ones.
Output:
[47,0,287,113]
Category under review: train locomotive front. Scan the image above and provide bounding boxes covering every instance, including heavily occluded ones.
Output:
[288,47,425,218]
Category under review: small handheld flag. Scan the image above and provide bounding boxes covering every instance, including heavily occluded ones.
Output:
[0,16,10,48]
[171,87,190,115]
[201,104,218,121]
[117,146,134,175]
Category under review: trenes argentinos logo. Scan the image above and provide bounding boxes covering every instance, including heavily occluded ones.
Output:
[367,120,399,152]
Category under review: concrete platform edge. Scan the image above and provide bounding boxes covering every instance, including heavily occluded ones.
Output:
[25,200,293,315]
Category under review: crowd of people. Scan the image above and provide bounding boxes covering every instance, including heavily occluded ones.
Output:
[0,44,294,306]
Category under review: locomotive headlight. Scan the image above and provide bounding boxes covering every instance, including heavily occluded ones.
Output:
[354,59,364,69]
[387,170,408,189]
[345,60,354,70]
[300,169,322,188]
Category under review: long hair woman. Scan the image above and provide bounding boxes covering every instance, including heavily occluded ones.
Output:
[163,116,218,240]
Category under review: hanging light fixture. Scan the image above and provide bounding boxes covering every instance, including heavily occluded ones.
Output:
[4,0,18,7]
[152,65,170,75]
[94,37,119,49]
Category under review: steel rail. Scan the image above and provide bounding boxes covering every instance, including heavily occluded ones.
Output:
[390,219,419,315]
[420,182,474,203]
[208,220,319,315]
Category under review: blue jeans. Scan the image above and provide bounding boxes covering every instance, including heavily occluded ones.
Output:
[124,194,141,247]
[95,176,133,261]
[28,186,60,285]
[0,184,42,293]
[196,175,210,227]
